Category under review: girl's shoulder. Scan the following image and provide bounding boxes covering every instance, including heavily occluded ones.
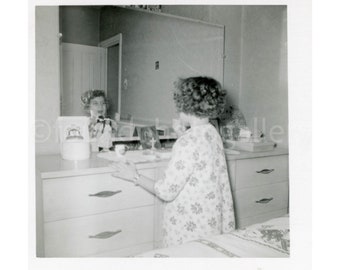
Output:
[173,131,194,149]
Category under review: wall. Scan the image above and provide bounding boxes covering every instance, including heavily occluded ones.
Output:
[100,7,224,125]
[209,6,243,107]
[60,6,100,46]
[162,5,288,147]
[239,6,288,147]
[162,5,210,22]
[162,5,243,107]
[35,6,60,154]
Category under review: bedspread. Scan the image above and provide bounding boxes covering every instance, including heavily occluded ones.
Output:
[136,215,289,258]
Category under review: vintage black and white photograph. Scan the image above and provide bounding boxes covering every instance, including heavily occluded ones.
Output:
[23,0,325,267]
[34,3,290,259]
[136,126,161,150]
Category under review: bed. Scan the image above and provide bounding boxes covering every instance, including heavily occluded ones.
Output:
[136,215,289,258]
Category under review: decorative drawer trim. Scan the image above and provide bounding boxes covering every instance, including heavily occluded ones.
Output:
[89,230,122,239]
[88,190,122,197]
[256,169,275,174]
[255,197,274,204]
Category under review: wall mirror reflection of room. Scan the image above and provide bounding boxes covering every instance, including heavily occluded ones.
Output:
[59,6,224,125]
[36,5,287,155]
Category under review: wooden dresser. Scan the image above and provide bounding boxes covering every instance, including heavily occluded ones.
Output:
[35,155,164,257]
[226,148,289,228]
[36,148,288,257]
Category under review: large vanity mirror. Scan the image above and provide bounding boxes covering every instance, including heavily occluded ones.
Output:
[60,6,224,126]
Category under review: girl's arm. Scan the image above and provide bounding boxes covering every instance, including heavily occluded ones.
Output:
[111,136,194,201]
[153,137,194,202]
[134,173,155,195]
[110,161,156,195]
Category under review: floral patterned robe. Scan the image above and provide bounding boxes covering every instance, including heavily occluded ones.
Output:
[154,123,235,247]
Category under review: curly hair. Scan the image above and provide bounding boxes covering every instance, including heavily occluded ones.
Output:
[173,76,227,118]
[81,89,108,110]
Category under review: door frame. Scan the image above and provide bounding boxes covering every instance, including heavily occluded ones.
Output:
[99,33,122,114]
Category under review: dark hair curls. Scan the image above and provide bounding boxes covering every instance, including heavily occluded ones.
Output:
[173,76,227,118]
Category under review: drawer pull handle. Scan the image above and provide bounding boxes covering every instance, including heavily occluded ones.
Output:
[89,230,122,239]
[255,197,274,204]
[256,169,275,174]
[88,190,122,197]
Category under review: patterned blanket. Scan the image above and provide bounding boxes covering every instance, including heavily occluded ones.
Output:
[136,215,289,258]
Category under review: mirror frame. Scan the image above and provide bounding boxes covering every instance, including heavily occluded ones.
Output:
[99,33,123,114]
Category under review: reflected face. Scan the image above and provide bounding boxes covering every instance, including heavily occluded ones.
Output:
[90,96,107,117]
[144,129,153,139]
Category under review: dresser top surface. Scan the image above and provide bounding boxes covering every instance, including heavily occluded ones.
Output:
[36,150,170,179]
[36,147,288,179]
[225,147,288,160]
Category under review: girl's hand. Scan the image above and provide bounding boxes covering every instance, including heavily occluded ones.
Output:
[111,160,138,182]
[172,119,186,137]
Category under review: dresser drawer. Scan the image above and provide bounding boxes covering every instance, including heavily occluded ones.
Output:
[233,182,289,220]
[43,172,155,222]
[93,242,155,257]
[44,206,154,257]
[235,155,288,189]
[237,209,288,228]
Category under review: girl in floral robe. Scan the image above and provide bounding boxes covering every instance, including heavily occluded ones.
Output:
[112,76,235,247]
[154,122,235,246]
